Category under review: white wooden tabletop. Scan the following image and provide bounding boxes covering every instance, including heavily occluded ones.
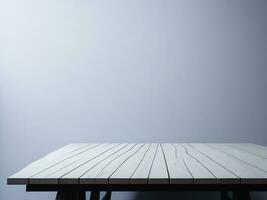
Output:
[7,143,267,185]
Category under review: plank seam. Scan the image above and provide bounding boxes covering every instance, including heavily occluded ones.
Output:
[129,144,152,181]
[56,144,121,179]
[172,144,194,182]
[10,144,93,180]
[160,144,170,184]
[29,144,102,179]
[95,144,138,179]
[107,144,145,183]
[208,144,267,173]
[189,144,241,181]
[43,144,92,161]
[181,144,217,180]
[147,144,159,184]
[77,144,130,181]
[226,144,267,160]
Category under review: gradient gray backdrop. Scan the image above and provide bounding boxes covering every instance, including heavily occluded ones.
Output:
[0,0,267,199]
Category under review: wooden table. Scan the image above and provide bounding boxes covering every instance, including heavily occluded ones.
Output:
[7,143,267,200]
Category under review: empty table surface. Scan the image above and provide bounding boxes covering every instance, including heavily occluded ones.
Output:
[7,143,267,186]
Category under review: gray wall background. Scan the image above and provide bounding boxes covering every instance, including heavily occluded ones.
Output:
[0,0,267,199]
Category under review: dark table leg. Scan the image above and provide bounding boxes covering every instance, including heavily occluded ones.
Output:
[90,191,100,200]
[233,191,251,200]
[55,191,85,200]
[102,191,112,200]
[221,191,231,200]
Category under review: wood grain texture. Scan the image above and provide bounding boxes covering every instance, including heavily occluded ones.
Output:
[148,144,169,184]
[109,144,150,184]
[60,144,128,184]
[130,143,158,184]
[161,143,192,184]
[182,144,239,184]
[174,144,216,184]
[7,143,97,184]
[191,144,267,184]
[7,143,267,186]
[80,144,137,184]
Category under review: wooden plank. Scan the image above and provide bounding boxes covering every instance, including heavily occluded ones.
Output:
[210,144,267,172]
[183,144,239,184]
[39,144,122,184]
[42,144,91,161]
[80,144,137,184]
[246,143,267,150]
[109,144,150,184]
[130,143,158,184]
[60,144,129,184]
[191,144,267,184]
[228,144,267,159]
[174,144,216,184]
[8,143,267,186]
[95,144,144,184]
[29,144,111,184]
[148,144,169,184]
[7,143,97,184]
[161,143,192,184]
